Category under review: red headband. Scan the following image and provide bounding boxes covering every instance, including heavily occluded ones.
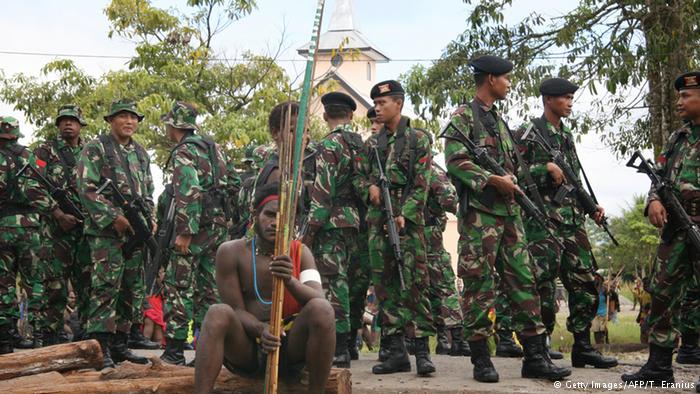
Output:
[257,195,279,210]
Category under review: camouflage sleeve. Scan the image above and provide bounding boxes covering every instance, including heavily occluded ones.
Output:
[172,145,202,235]
[307,137,339,229]
[445,110,493,192]
[77,142,120,230]
[22,150,57,214]
[355,139,374,205]
[31,145,60,212]
[514,122,548,187]
[143,152,156,224]
[225,155,241,221]
[432,165,458,214]
[401,131,431,222]
[646,132,679,209]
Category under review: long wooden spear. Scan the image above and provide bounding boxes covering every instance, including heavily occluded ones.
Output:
[264,2,325,393]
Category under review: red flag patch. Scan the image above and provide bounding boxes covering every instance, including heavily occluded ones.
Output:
[36,158,47,168]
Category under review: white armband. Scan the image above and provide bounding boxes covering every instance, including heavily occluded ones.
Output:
[299,269,321,284]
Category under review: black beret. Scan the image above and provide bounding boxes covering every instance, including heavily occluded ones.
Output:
[674,71,700,91]
[469,55,513,75]
[370,80,405,99]
[367,107,377,119]
[539,78,579,96]
[321,91,357,111]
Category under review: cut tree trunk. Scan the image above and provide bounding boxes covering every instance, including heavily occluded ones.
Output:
[0,340,102,380]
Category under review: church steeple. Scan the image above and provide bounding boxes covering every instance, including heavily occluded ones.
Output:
[327,0,357,32]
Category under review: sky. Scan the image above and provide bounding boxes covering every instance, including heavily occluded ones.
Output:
[0,0,651,216]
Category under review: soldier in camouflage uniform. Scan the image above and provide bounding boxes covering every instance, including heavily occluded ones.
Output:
[514,78,617,369]
[0,117,55,354]
[361,80,435,376]
[77,99,154,369]
[158,101,230,365]
[675,287,700,364]
[623,71,700,384]
[492,287,525,358]
[425,163,468,357]
[444,55,569,382]
[302,92,363,368]
[32,105,91,346]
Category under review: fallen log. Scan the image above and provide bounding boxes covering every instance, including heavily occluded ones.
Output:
[0,371,66,391]
[0,340,102,380]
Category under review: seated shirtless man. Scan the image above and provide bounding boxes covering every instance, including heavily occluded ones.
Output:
[194,182,335,394]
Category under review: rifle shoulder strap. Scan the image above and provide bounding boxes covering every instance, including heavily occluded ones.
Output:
[51,139,77,186]
[504,122,547,211]
[99,134,139,198]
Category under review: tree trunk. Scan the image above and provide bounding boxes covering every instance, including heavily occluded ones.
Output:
[0,340,103,380]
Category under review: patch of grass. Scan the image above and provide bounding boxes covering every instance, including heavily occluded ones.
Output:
[550,311,640,353]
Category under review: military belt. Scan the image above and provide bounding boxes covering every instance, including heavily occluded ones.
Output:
[683,199,700,217]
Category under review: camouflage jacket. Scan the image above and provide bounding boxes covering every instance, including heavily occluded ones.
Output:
[514,117,585,225]
[166,134,230,235]
[648,123,700,207]
[363,116,432,225]
[0,142,55,227]
[34,137,85,214]
[77,134,155,237]
[307,123,363,231]
[445,99,519,217]
[425,163,458,230]
[251,143,276,171]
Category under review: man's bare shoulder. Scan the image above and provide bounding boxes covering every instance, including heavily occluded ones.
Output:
[216,238,250,270]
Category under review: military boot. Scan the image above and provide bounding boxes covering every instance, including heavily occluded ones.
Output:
[0,326,13,355]
[676,331,700,364]
[521,334,571,380]
[435,327,451,355]
[469,339,499,382]
[160,338,186,366]
[333,333,351,368]
[32,329,43,348]
[91,332,115,370]
[414,337,436,376]
[348,330,360,360]
[111,331,148,364]
[405,336,415,355]
[572,329,618,368]
[621,343,675,384]
[372,334,411,374]
[450,327,470,356]
[545,335,563,360]
[128,325,161,350]
[378,335,390,362]
[495,330,523,357]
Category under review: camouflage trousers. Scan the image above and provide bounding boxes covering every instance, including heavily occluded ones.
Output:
[525,217,598,334]
[368,217,434,338]
[426,225,462,329]
[348,229,371,332]
[494,282,513,332]
[85,236,145,334]
[677,282,700,335]
[313,227,357,335]
[457,208,545,341]
[39,226,92,332]
[0,223,42,330]
[647,230,700,348]
[164,225,226,340]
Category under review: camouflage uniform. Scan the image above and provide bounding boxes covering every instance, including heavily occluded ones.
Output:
[444,101,545,342]
[34,135,91,335]
[307,123,363,335]
[514,118,599,335]
[77,103,155,336]
[0,118,54,343]
[361,116,435,339]
[424,164,462,329]
[644,123,700,348]
[160,103,230,341]
[348,209,371,334]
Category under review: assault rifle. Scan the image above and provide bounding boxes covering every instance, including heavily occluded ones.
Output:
[626,150,700,251]
[520,124,618,246]
[17,162,85,222]
[97,178,157,258]
[373,146,406,290]
[439,121,565,250]
[147,184,176,294]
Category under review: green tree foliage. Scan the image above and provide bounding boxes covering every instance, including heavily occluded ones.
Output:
[590,195,659,275]
[1,0,295,165]
[402,0,700,156]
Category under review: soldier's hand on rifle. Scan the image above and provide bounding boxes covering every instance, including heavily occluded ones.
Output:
[369,185,381,206]
[648,200,667,228]
[174,234,192,255]
[395,216,405,232]
[592,205,606,225]
[487,175,523,201]
[270,255,294,285]
[258,323,282,353]
[52,208,79,232]
[113,215,134,237]
[546,162,565,186]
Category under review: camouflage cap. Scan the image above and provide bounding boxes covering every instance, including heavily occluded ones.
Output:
[0,116,21,139]
[55,104,88,126]
[160,101,198,130]
[103,99,144,122]
[243,142,257,163]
